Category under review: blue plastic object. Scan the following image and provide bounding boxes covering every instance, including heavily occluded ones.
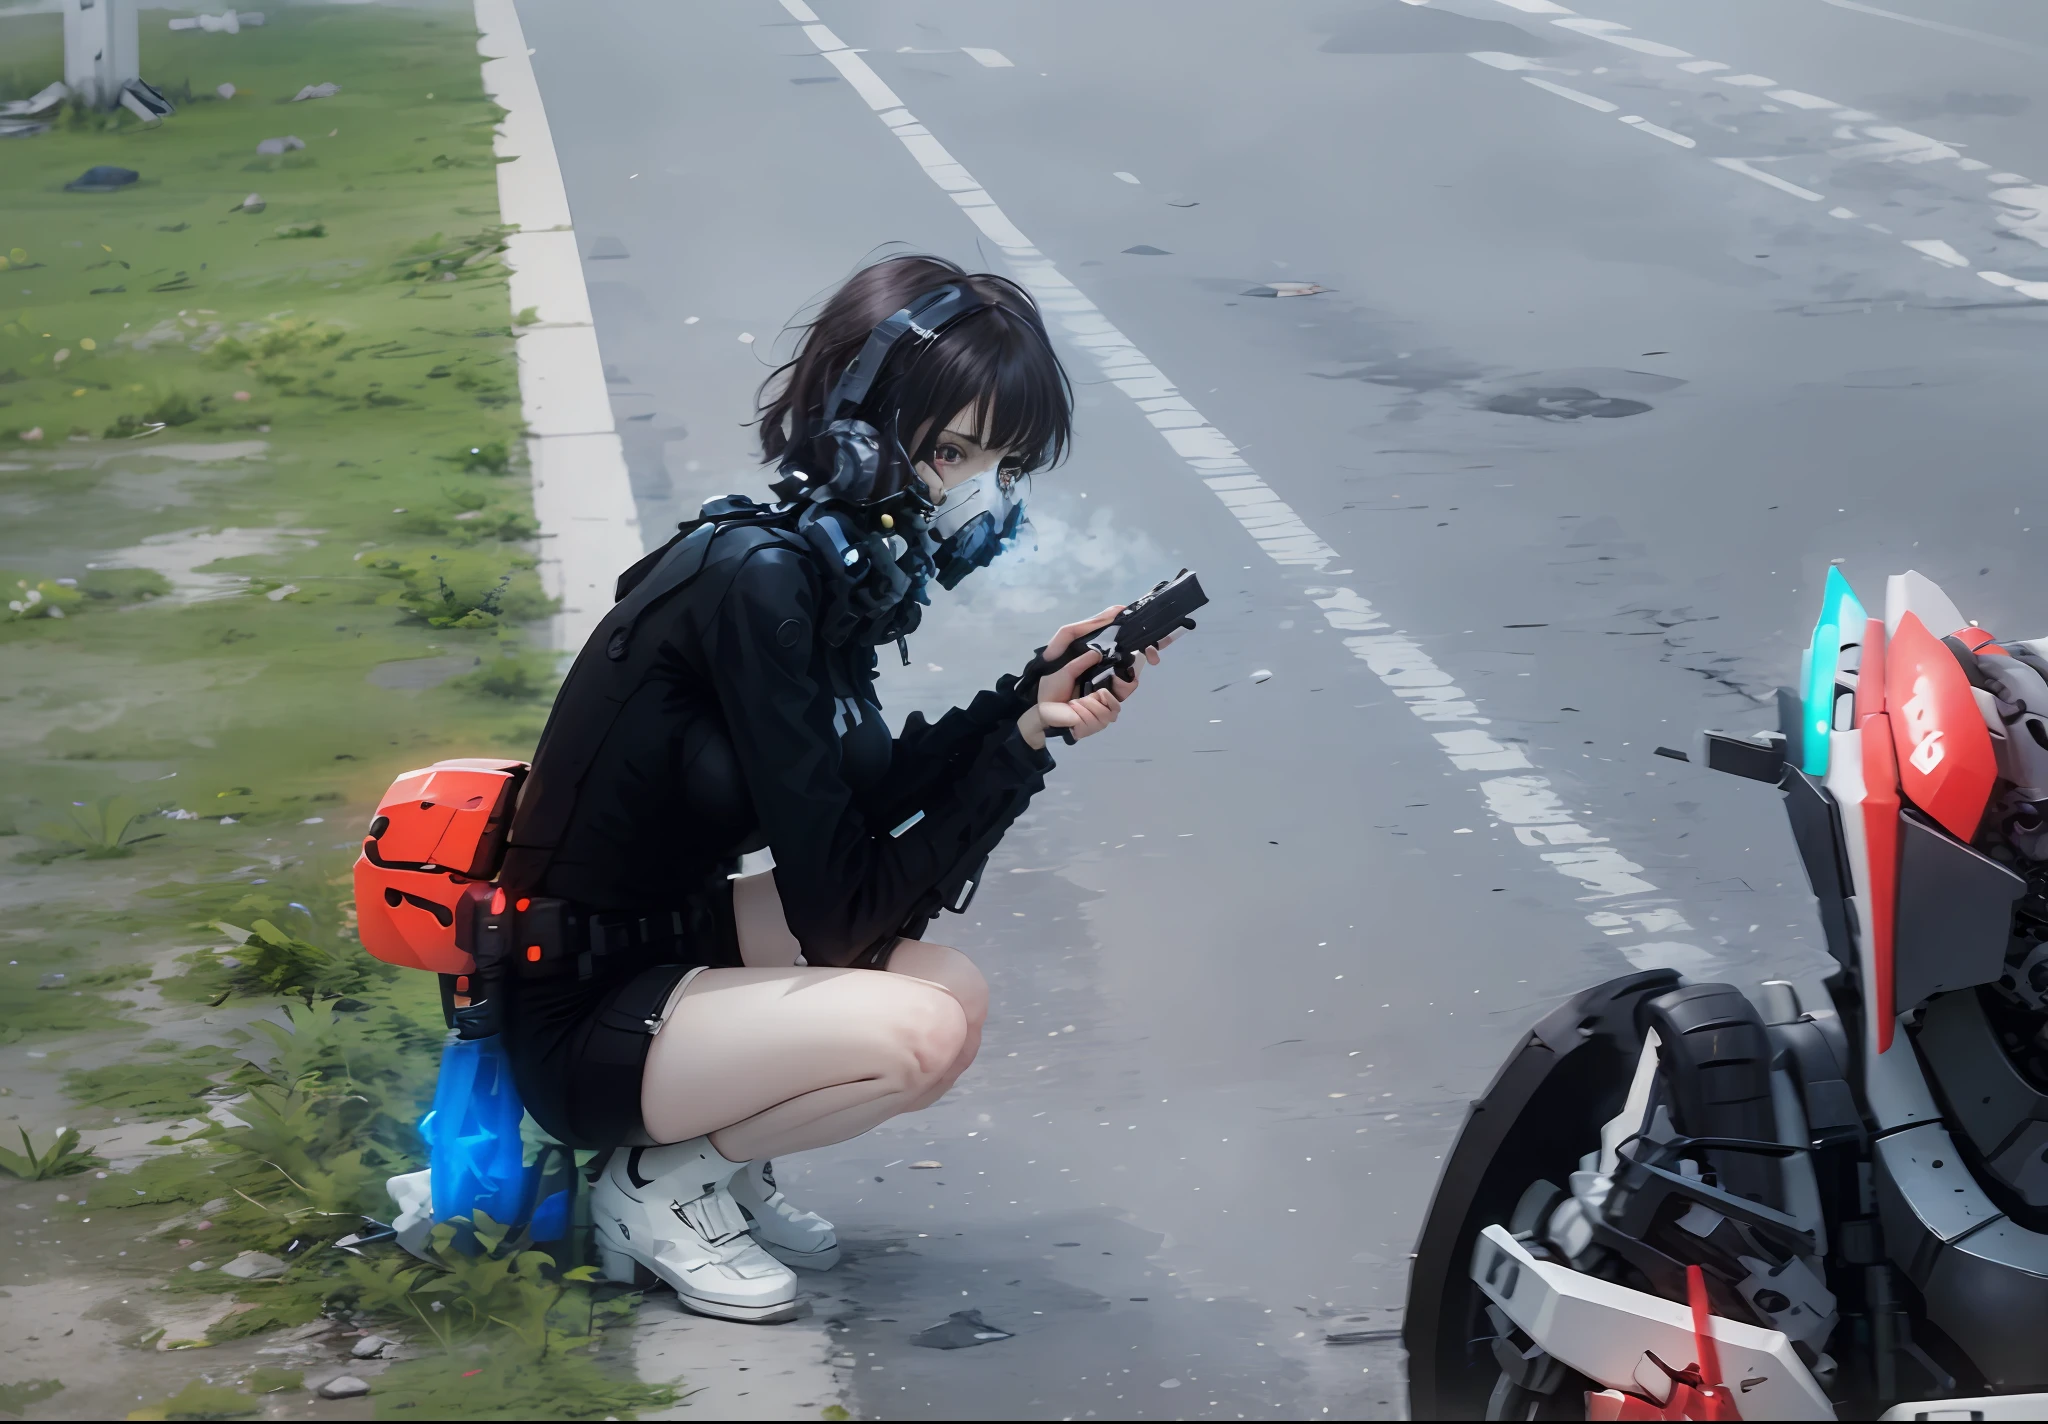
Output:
[419,1034,534,1229]
[1801,566,1867,777]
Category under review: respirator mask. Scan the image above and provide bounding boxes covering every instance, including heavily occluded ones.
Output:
[930,459,1032,591]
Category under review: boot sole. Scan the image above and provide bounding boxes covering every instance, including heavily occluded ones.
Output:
[594,1229,809,1325]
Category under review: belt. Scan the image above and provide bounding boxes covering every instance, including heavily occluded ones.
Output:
[510,897,701,983]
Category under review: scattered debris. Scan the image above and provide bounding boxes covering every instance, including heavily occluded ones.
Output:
[0,81,68,117]
[273,222,326,239]
[1165,194,1200,207]
[1242,282,1328,297]
[64,166,140,193]
[219,1249,286,1279]
[350,1334,393,1359]
[255,135,305,156]
[317,1375,369,1400]
[169,10,266,33]
[119,79,175,124]
[911,1309,1012,1349]
[217,82,236,99]
[1482,387,1651,420]
[290,83,339,102]
[1324,1327,1402,1345]
[1123,244,1171,256]
[909,1159,944,1169]
[1251,669,1273,683]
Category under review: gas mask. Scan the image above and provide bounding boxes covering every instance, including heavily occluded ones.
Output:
[930,462,1032,591]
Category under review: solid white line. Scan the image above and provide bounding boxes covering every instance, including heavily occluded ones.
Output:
[1491,0,1576,13]
[961,47,1013,68]
[777,0,1705,949]
[474,0,640,651]
[1620,115,1695,148]
[1711,157,1824,202]
[1819,0,2048,58]
[1523,76,1619,113]
[1714,73,1778,88]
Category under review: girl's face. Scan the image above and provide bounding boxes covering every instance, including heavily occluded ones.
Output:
[913,404,1019,503]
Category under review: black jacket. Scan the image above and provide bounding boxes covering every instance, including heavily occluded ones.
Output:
[528,524,1054,967]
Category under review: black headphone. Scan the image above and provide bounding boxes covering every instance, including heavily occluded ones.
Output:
[773,283,991,510]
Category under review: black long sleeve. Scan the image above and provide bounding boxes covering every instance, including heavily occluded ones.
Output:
[699,547,1053,965]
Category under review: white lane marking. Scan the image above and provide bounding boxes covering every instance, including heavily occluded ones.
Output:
[1492,0,1576,12]
[1991,172,2032,185]
[962,47,1013,68]
[1903,238,1969,268]
[1482,50,2048,306]
[1957,158,1992,173]
[1620,115,1695,148]
[1523,76,1619,113]
[1829,126,1960,165]
[1551,17,1692,58]
[1710,157,1824,202]
[1992,184,2048,249]
[1470,51,1576,73]
[1114,171,1140,184]
[1818,0,2048,59]
[780,0,1708,947]
[1768,89,1839,111]
[1713,73,1779,88]
[1676,59,1729,73]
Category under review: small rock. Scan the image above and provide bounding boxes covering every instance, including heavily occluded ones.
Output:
[290,83,339,102]
[254,135,304,156]
[318,1376,369,1400]
[36,973,66,990]
[236,193,265,213]
[1250,669,1273,683]
[216,83,235,100]
[350,1334,391,1359]
[64,165,139,192]
[220,1250,286,1280]
[187,1260,210,1271]
[910,1161,943,1169]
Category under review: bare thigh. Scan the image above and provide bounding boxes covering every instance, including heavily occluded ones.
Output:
[638,964,967,1143]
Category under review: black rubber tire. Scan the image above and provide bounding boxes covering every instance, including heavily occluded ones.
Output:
[1639,982,1783,1209]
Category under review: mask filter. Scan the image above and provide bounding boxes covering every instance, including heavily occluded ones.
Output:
[930,466,1031,590]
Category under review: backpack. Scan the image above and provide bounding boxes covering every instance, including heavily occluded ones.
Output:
[351,499,801,1014]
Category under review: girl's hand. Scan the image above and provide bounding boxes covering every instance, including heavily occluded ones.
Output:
[1018,607,1173,750]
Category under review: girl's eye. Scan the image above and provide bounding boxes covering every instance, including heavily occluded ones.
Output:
[935,444,964,466]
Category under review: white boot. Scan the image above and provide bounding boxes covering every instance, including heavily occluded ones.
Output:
[728,1159,841,1271]
[386,1168,436,1263]
[590,1139,805,1323]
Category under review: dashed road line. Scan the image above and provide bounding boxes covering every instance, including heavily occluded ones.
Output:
[1467,7,2048,307]
[775,0,1711,970]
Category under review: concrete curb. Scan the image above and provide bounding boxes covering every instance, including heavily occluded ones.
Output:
[474,0,642,653]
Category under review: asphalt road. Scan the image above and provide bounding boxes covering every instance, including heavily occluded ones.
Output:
[520,1,2048,1415]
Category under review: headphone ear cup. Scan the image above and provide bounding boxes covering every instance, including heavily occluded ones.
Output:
[821,419,881,503]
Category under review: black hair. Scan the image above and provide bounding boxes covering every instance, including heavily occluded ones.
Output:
[756,254,1073,494]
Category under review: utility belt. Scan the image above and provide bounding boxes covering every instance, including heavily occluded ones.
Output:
[500,896,717,984]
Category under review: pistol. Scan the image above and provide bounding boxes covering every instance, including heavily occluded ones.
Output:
[1040,570,1206,742]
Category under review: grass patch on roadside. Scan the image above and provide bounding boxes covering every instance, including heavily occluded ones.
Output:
[0,5,674,1417]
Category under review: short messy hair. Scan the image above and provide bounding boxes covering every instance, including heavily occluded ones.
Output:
[756,254,1073,493]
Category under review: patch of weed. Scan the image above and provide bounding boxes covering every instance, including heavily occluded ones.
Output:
[0,1379,63,1416]
[129,1378,258,1421]
[64,1045,237,1120]
[0,1126,104,1180]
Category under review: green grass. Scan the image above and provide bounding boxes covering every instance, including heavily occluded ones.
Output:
[0,7,680,1417]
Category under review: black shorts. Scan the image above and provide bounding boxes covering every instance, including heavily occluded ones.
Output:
[503,879,743,1149]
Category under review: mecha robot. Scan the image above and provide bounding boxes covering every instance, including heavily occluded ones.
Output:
[1404,570,2048,1421]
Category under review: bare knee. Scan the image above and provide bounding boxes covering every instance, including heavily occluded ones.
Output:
[875,988,969,1092]
[888,941,988,1033]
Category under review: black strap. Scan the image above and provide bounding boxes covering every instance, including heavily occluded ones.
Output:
[499,515,806,894]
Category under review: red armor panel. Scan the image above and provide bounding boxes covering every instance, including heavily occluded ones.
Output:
[1886,612,1997,843]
